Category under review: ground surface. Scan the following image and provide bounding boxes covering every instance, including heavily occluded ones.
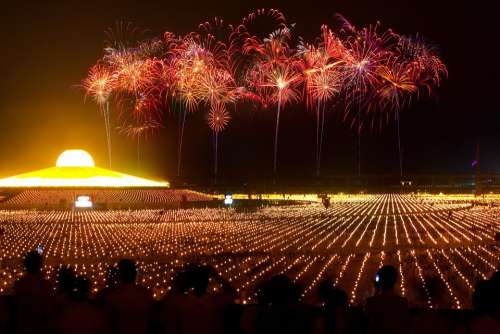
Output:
[0,193,499,308]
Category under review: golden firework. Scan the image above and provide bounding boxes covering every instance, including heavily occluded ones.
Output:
[208,103,231,133]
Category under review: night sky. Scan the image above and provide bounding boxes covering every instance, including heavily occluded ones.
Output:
[0,0,498,183]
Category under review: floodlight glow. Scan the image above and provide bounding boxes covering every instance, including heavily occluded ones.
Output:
[75,195,93,208]
[0,149,169,188]
[224,194,233,205]
[56,150,95,167]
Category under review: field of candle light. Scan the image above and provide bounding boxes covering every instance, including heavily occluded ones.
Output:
[0,192,499,308]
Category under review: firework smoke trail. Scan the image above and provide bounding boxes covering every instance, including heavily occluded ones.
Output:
[318,102,327,176]
[104,101,112,168]
[177,105,187,177]
[215,132,218,176]
[357,107,361,177]
[167,33,219,176]
[396,106,402,177]
[242,24,301,175]
[82,64,116,168]
[316,100,321,176]
[337,16,397,177]
[373,59,419,177]
[117,118,162,168]
[299,25,344,177]
[273,92,282,175]
[311,76,337,177]
[270,69,302,175]
[390,34,447,177]
[137,135,140,168]
[208,103,231,178]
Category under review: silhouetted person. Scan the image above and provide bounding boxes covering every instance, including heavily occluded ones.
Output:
[255,275,312,334]
[54,276,109,334]
[314,279,350,334]
[240,279,269,334]
[96,264,120,303]
[491,271,500,320]
[14,251,54,334]
[53,266,76,311]
[365,265,408,334]
[159,263,237,334]
[426,274,449,308]
[473,280,495,315]
[102,259,153,334]
[490,270,500,297]
[156,269,190,334]
[408,273,458,334]
[0,294,10,334]
[408,275,453,334]
[468,277,500,333]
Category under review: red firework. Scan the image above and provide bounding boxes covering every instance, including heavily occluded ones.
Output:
[208,103,231,133]
[83,10,447,176]
[82,64,116,109]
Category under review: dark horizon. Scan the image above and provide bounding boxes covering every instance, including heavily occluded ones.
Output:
[1,0,498,182]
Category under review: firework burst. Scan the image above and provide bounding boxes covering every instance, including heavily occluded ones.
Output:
[208,103,231,133]
[118,118,162,139]
[374,60,418,117]
[82,64,117,168]
[332,16,398,125]
[397,34,447,94]
[207,103,231,179]
[82,64,116,107]
[83,10,447,178]
[297,25,346,176]
[118,117,162,168]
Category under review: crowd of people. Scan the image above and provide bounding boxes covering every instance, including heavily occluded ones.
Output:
[0,251,499,334]
[1,189,212,209]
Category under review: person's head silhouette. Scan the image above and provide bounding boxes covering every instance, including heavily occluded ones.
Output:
[473,279,497,315]
[423,274,447,308]
[376,265,398,291]
[318,279,348,307]
[57,266,75,293]
[171,269,190,294]
[71,276,91,302]
[105,264,120,289]
[491,271,500,313]
[256,280,272,305]
[318,279,334,302]
[267,275,300,305]
[184,264,210,296]
[490,271,500,287]
[118,259,138,284]
[23,251,43,274]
